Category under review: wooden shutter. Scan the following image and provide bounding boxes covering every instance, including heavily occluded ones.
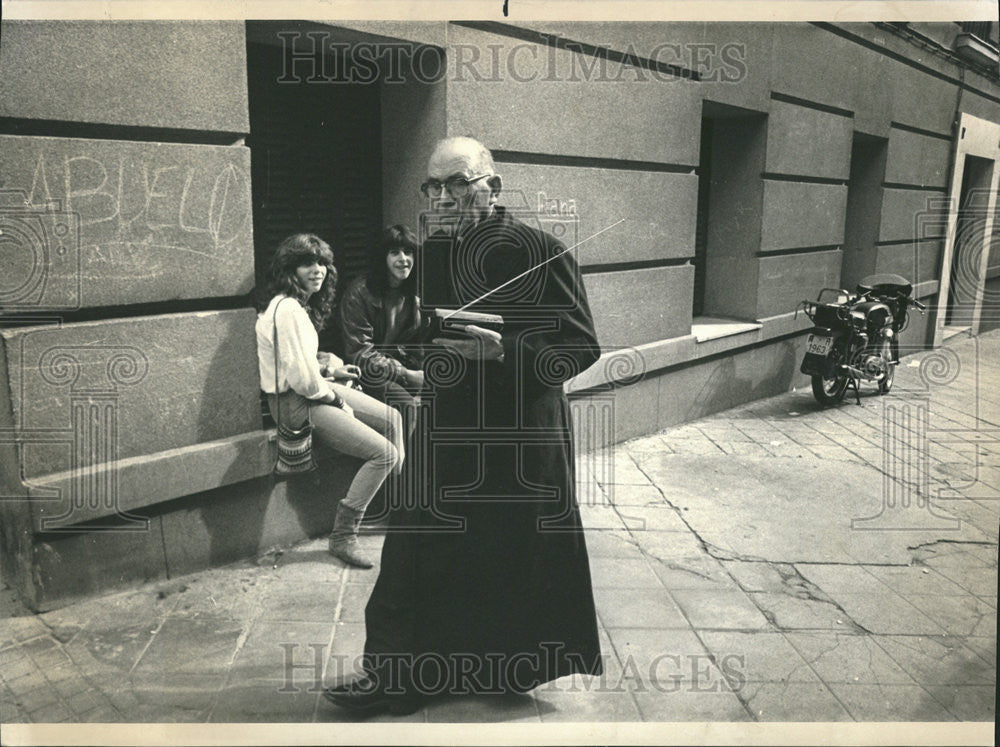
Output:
[247,41,382,324]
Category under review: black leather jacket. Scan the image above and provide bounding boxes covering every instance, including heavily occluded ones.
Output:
[337,275,424,387]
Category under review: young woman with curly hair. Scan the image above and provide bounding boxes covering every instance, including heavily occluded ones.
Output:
[256,233,404,568]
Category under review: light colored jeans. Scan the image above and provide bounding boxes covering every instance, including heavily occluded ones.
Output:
[363,379,422,439]
[269,384,404,513]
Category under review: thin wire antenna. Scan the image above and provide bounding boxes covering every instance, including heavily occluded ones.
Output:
[444,218,625,319]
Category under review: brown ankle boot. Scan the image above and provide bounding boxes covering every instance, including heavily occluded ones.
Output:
[328,502,373,569]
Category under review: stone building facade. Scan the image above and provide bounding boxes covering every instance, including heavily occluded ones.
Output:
[1,20,998,608]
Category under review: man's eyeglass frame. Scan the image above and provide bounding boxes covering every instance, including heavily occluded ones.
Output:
[420,173,492,198]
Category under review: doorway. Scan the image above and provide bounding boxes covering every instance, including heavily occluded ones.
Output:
[246,26,383,349]
[945,154,994,330]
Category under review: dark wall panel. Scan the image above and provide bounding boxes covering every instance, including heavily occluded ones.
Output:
[0,135,253,311]
[885,127,952,188]
[880,188,948,242]
[702,114,767,320]
[875,239,942,285]
[959,89,1000,128]
[770,26,880,126]
[381,54,448,231]
[655,335,807,431]
[585,265,693,346]
[446,24,701,165]
[1,310,260,480]
[330,21,448,47]
[908,23,961,49]
[0,21,249,132]
[765,99,853,180]
[759,180,847,251]
[497,163,697,266]
[839,134,888,291]
[887,61,957,136]
[756,250,842,317]
[698,23,774,113]
[27,518,168,610]
[515,22,774,113]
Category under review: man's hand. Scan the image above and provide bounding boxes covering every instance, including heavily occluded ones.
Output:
[432,324,504,361]
[403,368,426,390]
[325,364,361,387]
[324,391,355,417]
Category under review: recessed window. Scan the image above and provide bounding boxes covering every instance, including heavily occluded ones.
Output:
[840,132,888,293]
[691,101,768,341]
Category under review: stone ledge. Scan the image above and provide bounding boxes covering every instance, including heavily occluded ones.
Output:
[566,309,812,395]
[567,277,944,397]
[914,279,940,298]
[25,430,277,531]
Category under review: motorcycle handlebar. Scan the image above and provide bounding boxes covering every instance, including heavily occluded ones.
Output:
[911,298,926,311]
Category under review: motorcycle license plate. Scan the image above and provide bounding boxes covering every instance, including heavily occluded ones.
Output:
[806,334,833,356]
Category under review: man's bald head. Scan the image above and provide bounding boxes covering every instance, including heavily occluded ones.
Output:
[425,136,502,229]
[428,136,496,177]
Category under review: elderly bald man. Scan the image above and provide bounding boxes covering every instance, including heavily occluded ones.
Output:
[326,136,603,715]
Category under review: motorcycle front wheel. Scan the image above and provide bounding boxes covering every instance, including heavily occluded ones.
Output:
[878,338,896,395]
[812,372,849,405]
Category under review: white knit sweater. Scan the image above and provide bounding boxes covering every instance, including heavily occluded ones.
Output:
[256,294,343,399]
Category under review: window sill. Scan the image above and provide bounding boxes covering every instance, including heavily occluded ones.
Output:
[691,317,763,343]
[941,326,972,341]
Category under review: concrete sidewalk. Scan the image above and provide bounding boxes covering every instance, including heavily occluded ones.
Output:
[1,332,996,724]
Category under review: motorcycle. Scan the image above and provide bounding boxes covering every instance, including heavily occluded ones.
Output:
[798,273,925,406]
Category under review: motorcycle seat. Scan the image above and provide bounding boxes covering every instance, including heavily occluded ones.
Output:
[856,273,912,298]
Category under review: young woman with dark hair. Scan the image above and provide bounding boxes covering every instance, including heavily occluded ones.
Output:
[337,225,425,435]
[256,233,405,568]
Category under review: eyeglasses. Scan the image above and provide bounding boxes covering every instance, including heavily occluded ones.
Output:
[420,173,491,198]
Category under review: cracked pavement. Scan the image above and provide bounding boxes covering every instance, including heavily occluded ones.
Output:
[1,332,997,724]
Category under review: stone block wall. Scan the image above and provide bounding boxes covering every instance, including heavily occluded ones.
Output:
[2,20,998,608]
[0,21,271,610]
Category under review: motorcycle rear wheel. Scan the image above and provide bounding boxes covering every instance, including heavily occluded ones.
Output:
[812,372,849,405]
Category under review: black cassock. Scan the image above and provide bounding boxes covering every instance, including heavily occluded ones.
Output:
[363,206,603,695]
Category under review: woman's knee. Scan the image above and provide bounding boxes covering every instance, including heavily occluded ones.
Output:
[387,407,404,440]
[372,441,400,472]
